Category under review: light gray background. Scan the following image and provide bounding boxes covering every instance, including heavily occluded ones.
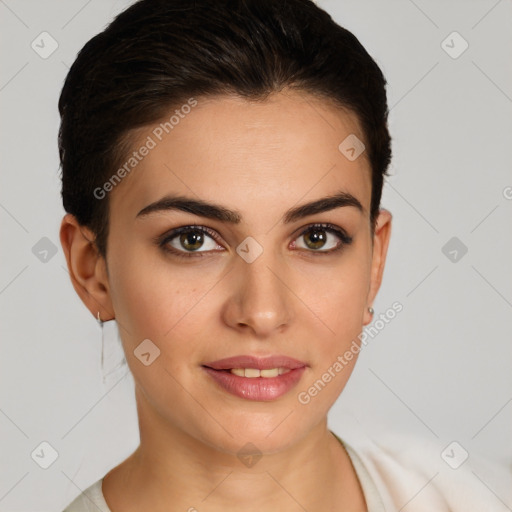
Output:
[1,0,511,510]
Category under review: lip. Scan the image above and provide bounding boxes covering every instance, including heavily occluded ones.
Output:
[203,355,306,371]
[202,355,307,401]
[203,366,306,401]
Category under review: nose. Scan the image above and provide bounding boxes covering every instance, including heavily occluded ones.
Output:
[221,251,294,338]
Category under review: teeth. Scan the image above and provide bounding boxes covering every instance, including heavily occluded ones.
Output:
[230,368,291,378]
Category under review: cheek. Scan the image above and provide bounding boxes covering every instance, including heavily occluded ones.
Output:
[108,243,212,339]
[107,246,230,396]
[300,248,371,396]
[106,249,215,404]
[294,275,370,417]
[318,271,368,324]
[306,249,371,341]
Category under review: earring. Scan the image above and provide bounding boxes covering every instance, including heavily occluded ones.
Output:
[368,306,374,315]
[96,312,128,385]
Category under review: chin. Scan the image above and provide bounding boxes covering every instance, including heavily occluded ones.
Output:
[194,411,314,458]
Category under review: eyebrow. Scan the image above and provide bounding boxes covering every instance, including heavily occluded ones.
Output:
[136,190,364,224]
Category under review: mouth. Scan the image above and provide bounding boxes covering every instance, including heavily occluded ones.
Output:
[202,355,307,401]
[219,367,292,377]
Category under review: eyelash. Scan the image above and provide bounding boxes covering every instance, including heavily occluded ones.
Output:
[156,223,353,260]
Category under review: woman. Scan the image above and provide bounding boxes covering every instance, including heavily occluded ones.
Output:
[59,0,509,510]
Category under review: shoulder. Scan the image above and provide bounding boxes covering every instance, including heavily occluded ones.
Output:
[62,478,111,512]
[339,429,512,512]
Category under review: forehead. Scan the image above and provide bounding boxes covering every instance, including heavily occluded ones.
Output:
[109,90,371,224]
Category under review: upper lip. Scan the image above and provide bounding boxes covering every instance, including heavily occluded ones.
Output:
[203,355,306,371]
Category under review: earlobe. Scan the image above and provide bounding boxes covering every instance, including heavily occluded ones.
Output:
[363,208,392,325]
[59,213,114,322]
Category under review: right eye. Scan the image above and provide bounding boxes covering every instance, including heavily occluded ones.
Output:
[158,225,225,258]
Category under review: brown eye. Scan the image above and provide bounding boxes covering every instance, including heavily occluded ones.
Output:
[294,223,352,254]
[303,228,329,250]
[179,231,204,251]
[160,226,223,256]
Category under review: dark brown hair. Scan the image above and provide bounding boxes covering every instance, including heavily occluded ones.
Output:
[59,0,391,258]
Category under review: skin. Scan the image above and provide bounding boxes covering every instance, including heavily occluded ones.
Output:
[60,89,392,511]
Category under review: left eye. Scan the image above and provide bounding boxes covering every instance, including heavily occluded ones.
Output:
[293,224,349,252]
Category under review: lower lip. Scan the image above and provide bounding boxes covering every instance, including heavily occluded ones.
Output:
[202,366,306,401]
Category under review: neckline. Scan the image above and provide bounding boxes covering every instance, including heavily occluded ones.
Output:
[97,432,385,512]
[330,430,386,512]
[98,478,113,512]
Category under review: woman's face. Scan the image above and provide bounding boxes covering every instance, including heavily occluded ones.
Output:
[96,90,391,454]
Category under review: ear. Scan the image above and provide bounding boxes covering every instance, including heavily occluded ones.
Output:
[363,208,392,325]
[59,213,114,322]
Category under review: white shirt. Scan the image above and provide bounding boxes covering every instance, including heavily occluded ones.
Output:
[62,431,511,511]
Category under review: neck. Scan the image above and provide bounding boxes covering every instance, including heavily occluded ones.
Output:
[102,386,367,512]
